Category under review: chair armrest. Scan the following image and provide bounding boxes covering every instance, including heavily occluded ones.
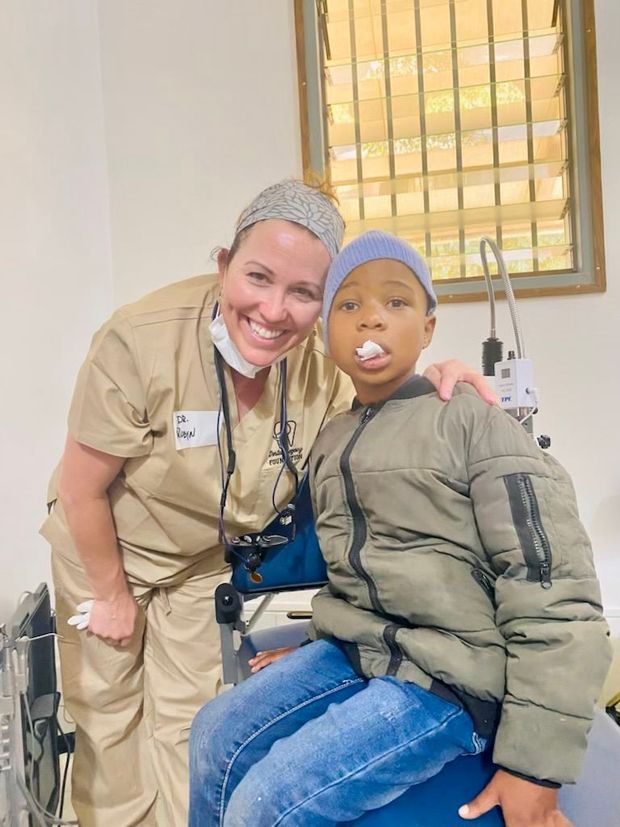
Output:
[215,583,244,628]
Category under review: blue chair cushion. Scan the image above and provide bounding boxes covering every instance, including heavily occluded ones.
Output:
[347,749,503,826]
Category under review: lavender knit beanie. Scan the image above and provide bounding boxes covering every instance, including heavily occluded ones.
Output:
[321,230,437,353]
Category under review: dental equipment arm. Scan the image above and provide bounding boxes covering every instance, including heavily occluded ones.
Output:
[479,237,548,446]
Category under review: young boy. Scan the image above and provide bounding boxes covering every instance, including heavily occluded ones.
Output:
[189,231,611,827]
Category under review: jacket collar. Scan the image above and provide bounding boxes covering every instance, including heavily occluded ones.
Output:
[351,374,436,411]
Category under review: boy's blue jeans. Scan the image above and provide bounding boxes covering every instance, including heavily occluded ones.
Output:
[189,639,485,826]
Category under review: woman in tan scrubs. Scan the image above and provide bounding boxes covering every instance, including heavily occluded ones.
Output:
[42,180,494,827]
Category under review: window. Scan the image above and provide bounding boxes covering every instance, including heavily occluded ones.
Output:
[295,0,605,301]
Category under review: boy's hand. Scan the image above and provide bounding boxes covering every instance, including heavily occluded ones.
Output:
[249,647,297,673]
[458,769,572,827]
[423,359,499,404]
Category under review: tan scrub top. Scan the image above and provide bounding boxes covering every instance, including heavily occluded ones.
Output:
[41,274,353,586]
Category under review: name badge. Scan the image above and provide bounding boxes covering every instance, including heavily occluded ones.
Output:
[173,411,219,450]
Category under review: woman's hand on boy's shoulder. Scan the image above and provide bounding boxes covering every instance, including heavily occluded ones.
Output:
[248,647,297,674]
[458,769,572,827]
[423,359,499,405]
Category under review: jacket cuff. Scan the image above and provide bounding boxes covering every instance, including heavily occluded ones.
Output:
[498,766,561,789]
[493,701,590,784]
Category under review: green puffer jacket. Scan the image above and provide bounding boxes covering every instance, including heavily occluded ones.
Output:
[307,377,611,784]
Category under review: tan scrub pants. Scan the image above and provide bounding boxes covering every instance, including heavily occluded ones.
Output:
[52,546,230,827]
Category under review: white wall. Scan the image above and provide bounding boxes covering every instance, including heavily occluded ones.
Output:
[0,1,113,620]
[97,0,303,303]
[1,1,618,627]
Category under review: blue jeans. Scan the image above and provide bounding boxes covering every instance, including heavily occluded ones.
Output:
[189,639,485,827]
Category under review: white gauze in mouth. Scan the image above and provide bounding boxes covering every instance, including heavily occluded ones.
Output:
[356,339,385,361]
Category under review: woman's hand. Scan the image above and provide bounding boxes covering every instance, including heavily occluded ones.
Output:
[59,436,137,646]
[87,591,139,647]
[459,769,572,827]
[423,359,498,404]
[249,647,297,673]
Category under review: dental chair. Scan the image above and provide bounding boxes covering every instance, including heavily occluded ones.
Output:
[216,576,620,827]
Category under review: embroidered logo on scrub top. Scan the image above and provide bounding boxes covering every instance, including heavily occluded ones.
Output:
[173,411,219,450]
[266,419,303,468]
[273,420,297,445]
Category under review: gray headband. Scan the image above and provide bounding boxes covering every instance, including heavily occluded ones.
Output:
[234,179,345,259]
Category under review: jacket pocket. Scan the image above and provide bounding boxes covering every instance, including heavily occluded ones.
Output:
[383,624,403,677]
[503,473,552,589]
[471,567,495,602]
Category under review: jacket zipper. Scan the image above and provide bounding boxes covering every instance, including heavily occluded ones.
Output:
[504,473,553,589]
[341,404,402,671]
[340,405,381,612]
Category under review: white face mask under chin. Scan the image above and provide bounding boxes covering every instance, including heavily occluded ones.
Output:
[209,312,283,379]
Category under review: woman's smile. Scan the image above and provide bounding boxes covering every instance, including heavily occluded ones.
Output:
[246,317,287,342]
